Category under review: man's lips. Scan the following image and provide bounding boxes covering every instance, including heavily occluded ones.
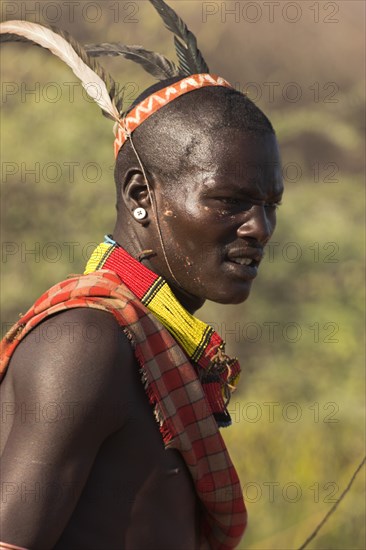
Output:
[226,247,264,267]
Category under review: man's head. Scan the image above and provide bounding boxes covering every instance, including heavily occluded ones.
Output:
[113,81,284,310]
[1,5,283,313]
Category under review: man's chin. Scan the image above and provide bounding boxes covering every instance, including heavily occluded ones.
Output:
[208,281,253,305]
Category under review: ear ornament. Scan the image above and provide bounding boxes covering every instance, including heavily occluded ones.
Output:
[133,207,147,220]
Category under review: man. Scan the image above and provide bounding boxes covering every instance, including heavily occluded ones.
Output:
[0,2,283,549]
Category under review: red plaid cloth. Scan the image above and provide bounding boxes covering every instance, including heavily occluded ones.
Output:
[0,271,247,549]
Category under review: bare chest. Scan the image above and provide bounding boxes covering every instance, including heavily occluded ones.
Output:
[54,391,200,549]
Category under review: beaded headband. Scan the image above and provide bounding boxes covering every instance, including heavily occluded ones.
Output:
[113,73,233,157]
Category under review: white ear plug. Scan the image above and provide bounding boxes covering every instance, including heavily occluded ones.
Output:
[133,207,147,220]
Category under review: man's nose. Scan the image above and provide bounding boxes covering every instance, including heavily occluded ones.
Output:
[236,205,274,244]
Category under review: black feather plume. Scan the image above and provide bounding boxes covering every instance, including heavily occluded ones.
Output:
[149,0,209,75]
[85,43,180,81]
[0,33,32,44]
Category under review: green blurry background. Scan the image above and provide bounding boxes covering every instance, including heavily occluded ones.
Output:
[1,1,365,548]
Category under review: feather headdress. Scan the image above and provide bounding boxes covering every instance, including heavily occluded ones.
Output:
[0,20,123,120]
[85,0,209,80]
[85,43,181,82]
[1,0,232,153]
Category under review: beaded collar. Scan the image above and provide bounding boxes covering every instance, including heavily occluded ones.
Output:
[85,237,241,427]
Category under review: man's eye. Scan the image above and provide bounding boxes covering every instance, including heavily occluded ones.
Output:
[265,201,282,210]
[216,197,241,205]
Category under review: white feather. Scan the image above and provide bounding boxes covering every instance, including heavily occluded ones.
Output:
[0,20,120,121]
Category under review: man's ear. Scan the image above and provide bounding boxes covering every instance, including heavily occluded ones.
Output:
[121,170,151,214]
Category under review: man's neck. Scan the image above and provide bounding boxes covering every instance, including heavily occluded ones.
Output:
[116,234,205,315]
[155,279,205,315]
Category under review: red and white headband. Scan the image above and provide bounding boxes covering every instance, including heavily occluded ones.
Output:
[113,73,233,157]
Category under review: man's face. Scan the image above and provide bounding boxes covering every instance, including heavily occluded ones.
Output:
[150,130,284,305]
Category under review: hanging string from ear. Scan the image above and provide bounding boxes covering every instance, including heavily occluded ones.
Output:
[122,124,183,290]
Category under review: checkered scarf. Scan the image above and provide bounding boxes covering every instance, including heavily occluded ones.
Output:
[0,271,247,549]
[85,240,241,428]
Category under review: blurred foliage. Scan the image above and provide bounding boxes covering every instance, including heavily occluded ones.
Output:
[1,1,365,549]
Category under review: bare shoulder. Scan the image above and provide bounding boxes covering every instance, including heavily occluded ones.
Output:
[6,307,136,435]
[0,308,143,547]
